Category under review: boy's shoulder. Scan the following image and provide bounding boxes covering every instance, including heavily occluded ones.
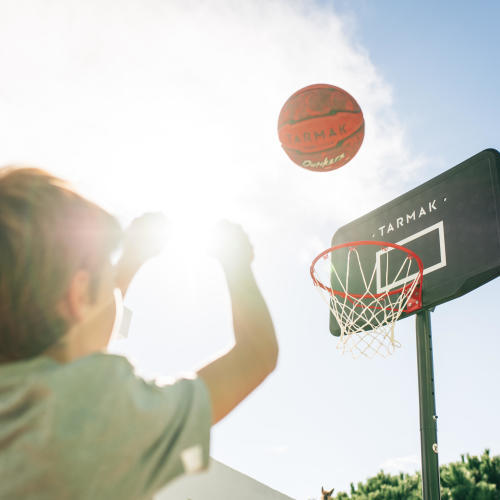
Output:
[0,352,131,382]
[59,352,134,378]
[30,352,134,383]
[47,353,137,399]
[0,353,138,409]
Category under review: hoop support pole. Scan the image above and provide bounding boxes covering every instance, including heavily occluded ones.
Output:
[415,309,441,500]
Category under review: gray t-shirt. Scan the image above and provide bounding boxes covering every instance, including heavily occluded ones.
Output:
[0,353,212,500]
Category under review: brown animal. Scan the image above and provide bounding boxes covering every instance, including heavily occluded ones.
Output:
[322,486,334,499]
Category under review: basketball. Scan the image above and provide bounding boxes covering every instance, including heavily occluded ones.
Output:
[277,84,364,172]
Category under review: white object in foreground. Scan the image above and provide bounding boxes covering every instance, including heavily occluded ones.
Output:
[155,459,295,500]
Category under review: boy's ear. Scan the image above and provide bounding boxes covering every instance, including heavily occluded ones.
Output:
[59,269,92,322]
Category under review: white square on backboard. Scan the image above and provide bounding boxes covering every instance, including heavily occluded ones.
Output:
[376,220,447,293]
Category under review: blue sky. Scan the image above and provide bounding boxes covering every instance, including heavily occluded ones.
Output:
[1,1,499,499]
[329,0,500,168]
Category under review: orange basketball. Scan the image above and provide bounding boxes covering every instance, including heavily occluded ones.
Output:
[277,84,364,172]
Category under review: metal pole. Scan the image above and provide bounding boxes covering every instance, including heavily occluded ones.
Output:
[415,309,440,500]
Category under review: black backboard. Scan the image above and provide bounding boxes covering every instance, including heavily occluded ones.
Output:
[329,149,500,336]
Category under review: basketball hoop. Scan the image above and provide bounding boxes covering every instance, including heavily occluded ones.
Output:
[310,241,423,358]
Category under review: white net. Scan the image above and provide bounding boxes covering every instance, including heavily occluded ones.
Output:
[311,243,423,358]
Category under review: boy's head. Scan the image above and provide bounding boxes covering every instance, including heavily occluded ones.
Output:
[0,167,122,362]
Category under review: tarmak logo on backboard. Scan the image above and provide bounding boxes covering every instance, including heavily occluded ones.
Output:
[375,199,442,237]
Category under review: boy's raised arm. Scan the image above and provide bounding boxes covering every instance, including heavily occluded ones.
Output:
[115,215,278,425]
[197,222,278,425]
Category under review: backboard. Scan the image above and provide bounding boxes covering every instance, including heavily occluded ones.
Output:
[328,148,500,336]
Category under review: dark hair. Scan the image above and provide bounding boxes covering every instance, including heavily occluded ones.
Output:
[0,167,122,362]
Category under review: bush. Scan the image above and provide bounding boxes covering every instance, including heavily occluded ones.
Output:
[330,450,499,500]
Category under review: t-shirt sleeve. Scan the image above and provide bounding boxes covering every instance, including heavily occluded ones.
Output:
[81,355,212,498]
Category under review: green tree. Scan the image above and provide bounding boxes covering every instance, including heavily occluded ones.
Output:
[440,450,500,500]
[329,450,499,500]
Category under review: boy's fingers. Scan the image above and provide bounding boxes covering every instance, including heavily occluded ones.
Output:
[208,220,253,266]
[122,212,169,262]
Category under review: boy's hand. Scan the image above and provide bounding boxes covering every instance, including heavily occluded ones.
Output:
[209,220,254,272]
[120,212,168,267]
[114,213,167,296]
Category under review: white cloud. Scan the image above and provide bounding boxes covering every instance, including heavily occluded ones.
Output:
[0,0,421,246]
[0,0,425,378]
[380,454,420,474]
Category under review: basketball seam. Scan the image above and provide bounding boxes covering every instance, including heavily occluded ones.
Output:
[283,84,361,105]
[279,109,362,128]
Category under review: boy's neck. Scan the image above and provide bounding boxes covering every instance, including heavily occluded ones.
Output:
[44,327,106,363]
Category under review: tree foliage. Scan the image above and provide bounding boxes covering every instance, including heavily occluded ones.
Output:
[330,450,499,500]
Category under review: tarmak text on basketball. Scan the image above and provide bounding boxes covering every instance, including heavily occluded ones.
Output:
[285,124,348,146]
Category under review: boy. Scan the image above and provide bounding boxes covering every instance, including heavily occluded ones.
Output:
[0,167,278,499]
